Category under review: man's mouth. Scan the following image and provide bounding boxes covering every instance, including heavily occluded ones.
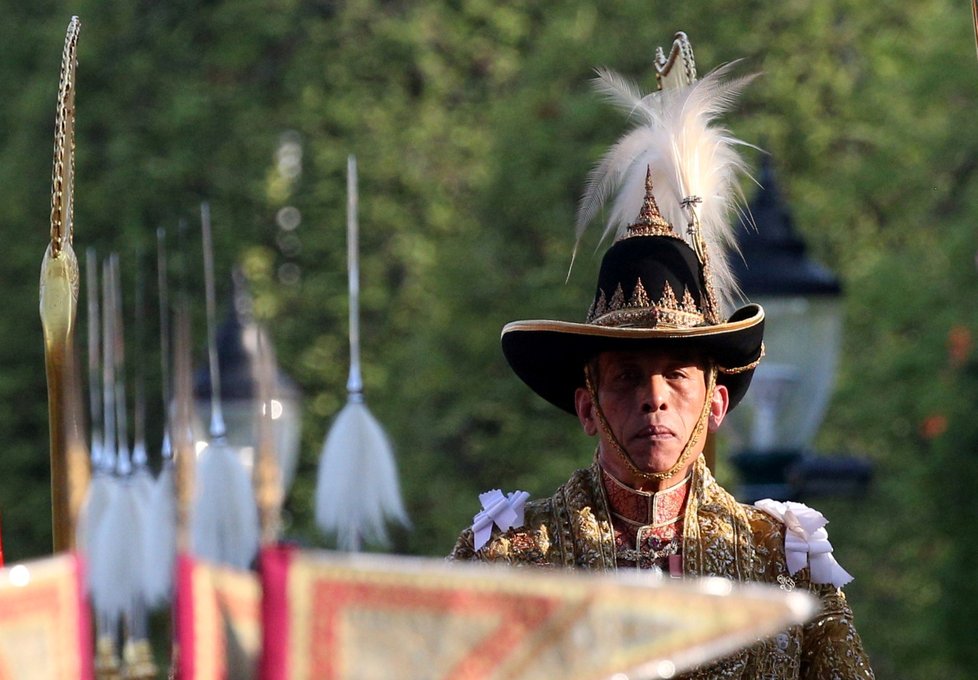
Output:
[634,424,674,440]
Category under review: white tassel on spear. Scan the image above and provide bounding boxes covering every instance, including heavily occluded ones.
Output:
[97,254,158,676]
[130,257,155,500]
[90,254,148,629]
[76,248,120,669]
[315,155,409,552]
[143,226,176,607]
[78,248,115,556]
[191,202,260,568]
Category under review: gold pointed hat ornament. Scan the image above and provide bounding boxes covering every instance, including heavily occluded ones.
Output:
[501,33,764,416]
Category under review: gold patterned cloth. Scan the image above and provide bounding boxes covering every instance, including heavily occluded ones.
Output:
[450,456,875,679]
[175,553,262,680]
[0,553,93,680]
[261,546,815,679]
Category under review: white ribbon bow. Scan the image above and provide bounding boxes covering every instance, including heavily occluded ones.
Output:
[754,499,854,588]
[471,489,530,551]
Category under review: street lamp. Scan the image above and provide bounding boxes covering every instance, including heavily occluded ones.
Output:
[725,157,871,501]
[193,271,303,494]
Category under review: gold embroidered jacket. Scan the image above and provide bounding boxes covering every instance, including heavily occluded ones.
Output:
[449,456,874,679]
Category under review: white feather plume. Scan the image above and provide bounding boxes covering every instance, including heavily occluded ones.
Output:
[315,401,409,551]
[142,462,176,606]
[192,441,260,569]
[76,470,115,564]
[575,62,757,310]
[88,479,148,623]
[130,465,155,507]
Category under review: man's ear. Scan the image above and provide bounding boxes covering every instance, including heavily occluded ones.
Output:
[708,384,730,433]
[575,387,598,436]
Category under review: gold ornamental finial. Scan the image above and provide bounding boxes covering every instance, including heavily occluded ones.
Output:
[625,167,674,239]
[654,31,697,91]
[50,16,80,258]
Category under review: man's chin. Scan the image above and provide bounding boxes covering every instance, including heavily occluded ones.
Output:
[629,450,684,475]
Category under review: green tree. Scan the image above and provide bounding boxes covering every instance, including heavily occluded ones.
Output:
[1,2,977,677]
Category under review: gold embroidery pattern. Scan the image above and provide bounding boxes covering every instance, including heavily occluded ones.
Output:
[616,532,681,569]
[551,483,577,567]
[683,457,753,582]
[587,279,705,328]
[561,466,616,570]
[449,456,875,679]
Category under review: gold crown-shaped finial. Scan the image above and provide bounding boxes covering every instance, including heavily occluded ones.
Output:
[625,167,674,238]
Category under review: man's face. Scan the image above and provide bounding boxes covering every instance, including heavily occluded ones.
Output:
[575,349,728,486]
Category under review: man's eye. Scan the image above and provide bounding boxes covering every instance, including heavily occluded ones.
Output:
[615,370,641,383]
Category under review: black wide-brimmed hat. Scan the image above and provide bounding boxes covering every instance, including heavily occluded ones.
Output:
[501,46,765,415]
[501,174,764,415]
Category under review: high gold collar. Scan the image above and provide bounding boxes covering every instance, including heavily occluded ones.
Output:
[600,466,691,528]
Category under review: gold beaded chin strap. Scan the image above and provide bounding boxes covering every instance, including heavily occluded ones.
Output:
[584,362,716,481]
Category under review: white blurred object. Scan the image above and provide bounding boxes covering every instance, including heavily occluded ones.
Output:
[315,155,408,551]
[317,401,408,551]
[754,499,854,588]
[91,475,147,621]
[471,489,530,550]
[192,439,260,568]
[142,227,177,606]
[143,461,175,605]
[190,202,260,568]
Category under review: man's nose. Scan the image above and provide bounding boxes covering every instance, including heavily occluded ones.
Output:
[641,374,667,412]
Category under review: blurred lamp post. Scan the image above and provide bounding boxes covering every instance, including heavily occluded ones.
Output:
[726,158,871,502]
[194,271,303,493]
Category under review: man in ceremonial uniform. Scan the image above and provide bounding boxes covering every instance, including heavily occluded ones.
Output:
[450,42,874,678]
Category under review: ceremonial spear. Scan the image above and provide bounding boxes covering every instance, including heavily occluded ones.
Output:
[130,257,155,501]
[77,250,123,677]
[85,248,106,479]
[111,254,156,677]
[315,155,408,552]
[78,248,115,555]
[143,227,176,607]
[120,252,160,673]
[40,16,89,553]
[192,203,260,568]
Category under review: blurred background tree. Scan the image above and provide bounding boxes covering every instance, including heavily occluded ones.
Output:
[1,1,977,677]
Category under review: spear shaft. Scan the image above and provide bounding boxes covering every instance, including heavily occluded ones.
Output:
[86,248,102,469]
[346,155,363,400]
[200,202,227,441]
[157,228,172,459]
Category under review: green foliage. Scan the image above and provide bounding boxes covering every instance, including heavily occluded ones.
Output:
[1,1,977,676]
